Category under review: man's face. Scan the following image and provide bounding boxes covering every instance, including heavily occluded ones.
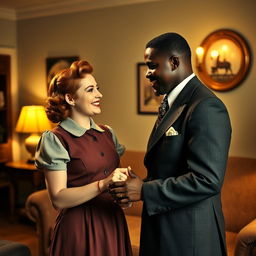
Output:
[144,47,179,96]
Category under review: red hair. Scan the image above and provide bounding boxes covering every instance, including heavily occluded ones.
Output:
[46,60,93,123]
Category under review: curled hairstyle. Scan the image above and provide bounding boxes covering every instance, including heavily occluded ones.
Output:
[46,60,93,123]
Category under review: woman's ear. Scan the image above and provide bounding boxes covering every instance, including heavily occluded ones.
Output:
[169,56,179,71]
[65,94,75,106]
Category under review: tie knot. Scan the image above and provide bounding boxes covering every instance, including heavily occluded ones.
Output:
[156,95,169,127]
[159,95,169,114]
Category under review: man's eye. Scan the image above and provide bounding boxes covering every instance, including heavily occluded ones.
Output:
[87,88,93,92]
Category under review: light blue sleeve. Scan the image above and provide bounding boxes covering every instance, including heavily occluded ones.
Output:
[105,125,125,156]
[35,131,70,170]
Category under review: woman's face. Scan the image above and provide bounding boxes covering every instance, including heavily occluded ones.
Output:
[72,74,103,117]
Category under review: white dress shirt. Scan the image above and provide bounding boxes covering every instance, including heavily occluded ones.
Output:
[167,73,195,108]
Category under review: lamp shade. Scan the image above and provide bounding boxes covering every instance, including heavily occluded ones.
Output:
[16,105,51,133]
[15,105,52,163]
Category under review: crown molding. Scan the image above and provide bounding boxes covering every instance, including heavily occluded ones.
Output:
[16,0,161,20]
[0,8,16,21]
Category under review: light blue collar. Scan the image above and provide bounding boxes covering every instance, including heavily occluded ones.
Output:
[60,117,104,137]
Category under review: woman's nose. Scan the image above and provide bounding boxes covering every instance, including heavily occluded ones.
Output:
[97,91,103,98]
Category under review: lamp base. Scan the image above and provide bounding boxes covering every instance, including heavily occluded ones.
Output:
[26,157,36,164]
[25,133,41,164]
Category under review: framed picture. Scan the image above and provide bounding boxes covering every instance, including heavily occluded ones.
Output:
[137,63,163,114]
[46,56,79,90]
[195,29,251,91]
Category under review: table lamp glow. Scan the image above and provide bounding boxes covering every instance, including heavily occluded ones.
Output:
[15,105,52,163]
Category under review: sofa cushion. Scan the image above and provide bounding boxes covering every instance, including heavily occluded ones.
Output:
[226,231,237,256]
[125,215,141,255]
[123,201,142,217]
[120,151,147,180]
[222,157,256,233]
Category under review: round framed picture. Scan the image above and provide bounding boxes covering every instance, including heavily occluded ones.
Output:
[195,29,251,91]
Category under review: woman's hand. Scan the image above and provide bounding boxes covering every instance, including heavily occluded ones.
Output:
[99,167,130,192]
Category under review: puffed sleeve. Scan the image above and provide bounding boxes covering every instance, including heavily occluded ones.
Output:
[35,131,70,170]
[105,125,125,156]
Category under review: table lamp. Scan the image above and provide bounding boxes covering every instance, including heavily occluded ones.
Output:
[15,105,52,163]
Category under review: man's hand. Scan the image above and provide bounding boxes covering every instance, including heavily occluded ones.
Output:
[109,170,143,203]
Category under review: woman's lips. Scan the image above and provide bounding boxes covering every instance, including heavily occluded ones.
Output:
[92,101,100,107]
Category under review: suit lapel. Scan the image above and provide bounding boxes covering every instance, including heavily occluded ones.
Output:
[146,76,200,154]
[146,122,157,150]
[147,104,186,151]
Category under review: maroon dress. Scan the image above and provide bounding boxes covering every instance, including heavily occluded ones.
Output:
[48,125,132,256]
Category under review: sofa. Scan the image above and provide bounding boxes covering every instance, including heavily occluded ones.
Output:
[26,151,256,256]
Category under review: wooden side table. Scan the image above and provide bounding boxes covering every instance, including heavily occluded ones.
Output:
[5,161,45,210]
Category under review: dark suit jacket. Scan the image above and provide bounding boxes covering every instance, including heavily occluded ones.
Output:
[140,76,232,256]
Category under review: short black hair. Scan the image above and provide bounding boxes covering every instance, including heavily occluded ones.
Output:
[146,32,191,58]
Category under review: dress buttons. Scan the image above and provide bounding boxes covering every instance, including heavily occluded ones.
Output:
[104,169,108,175]
[100,152,104,156]
[93,136,97,141]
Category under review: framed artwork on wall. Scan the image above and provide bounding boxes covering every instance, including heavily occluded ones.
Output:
[46,56,79,90]
[137,62,163,114]
[195,29,251,91]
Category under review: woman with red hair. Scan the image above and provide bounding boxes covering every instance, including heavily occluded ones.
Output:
[35,60,132,256]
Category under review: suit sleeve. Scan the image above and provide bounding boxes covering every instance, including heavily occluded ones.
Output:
[142,97,232,216]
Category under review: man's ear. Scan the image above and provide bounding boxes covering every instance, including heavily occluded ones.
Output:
[64,93,75,106]
[169,56,179,71]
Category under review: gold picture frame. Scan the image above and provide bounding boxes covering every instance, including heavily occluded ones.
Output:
[137,63,163,114]
[195,29,251,91]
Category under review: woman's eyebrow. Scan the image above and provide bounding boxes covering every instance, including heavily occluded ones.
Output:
[85,85,94,89]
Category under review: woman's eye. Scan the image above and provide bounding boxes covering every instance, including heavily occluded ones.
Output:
[85,86,99,92]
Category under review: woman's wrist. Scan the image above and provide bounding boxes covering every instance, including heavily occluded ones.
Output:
[97,180,103,193]
[97,179,108,193]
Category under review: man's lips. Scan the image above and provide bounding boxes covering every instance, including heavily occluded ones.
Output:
[147,77,159,93]
[151,86,157,93]
[150,81,161,95]
[151,81,158,91]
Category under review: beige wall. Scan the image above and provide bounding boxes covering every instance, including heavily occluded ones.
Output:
[16,0,256,159]
[0,18,16,47]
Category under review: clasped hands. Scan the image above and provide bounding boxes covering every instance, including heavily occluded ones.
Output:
[108,167,143,207]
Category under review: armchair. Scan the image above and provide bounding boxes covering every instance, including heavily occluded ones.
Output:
[25,190,58,256]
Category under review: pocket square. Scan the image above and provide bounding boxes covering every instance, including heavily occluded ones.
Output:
[165,126,179,136]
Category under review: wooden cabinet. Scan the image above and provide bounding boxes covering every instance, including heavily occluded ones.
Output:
[0,54,12,163]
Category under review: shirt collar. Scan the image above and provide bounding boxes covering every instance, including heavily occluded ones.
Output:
[167,73,195,108]
[60,117,104,137]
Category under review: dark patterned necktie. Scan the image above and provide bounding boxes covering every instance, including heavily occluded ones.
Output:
[155,95,169,128]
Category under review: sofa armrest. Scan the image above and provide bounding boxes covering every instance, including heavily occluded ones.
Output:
[25,189,58,256]
[235,219,256,256]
